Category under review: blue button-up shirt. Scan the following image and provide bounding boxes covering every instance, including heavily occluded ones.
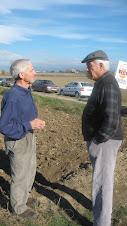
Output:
[0,83,38,139]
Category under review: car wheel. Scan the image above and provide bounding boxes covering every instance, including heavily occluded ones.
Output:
[60,90,64,95]
[42,88,45,92]
[75,92,80,98]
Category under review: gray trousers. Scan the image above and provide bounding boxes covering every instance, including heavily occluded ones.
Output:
[4,132,36,214]
[87,139,122,226]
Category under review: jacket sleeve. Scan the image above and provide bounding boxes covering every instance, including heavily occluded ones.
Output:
[94,84,120,143]
[0,100,32,139]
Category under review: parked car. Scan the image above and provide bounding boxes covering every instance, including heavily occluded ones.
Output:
[0,78,5,86]
[31,80,60,93]
[1,77,14,87]
[60,81,93,98]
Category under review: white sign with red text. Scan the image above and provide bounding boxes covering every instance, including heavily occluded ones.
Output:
[115,61,127,89]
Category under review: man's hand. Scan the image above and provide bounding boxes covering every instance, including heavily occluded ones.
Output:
[30,118,45,130]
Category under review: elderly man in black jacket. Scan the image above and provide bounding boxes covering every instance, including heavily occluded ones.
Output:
[82,50,123,226]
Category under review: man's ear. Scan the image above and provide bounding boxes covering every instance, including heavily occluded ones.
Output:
[19,72,24,79]
[100,63,104,71]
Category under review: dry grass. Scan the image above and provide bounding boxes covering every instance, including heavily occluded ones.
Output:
[35,72,94,88]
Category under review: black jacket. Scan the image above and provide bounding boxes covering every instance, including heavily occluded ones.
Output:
[82,72,123,143]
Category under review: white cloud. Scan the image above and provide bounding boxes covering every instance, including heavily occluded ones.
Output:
[0,0,121,15]
[1,23,127,45]
[110,60,119,72]
[0,0,125,45]
[58,12,95,19]
[0,51,23,70]
[0,0,45,14]
[0,24,91,44]
[96,37,127,44]
[33,57,84,71]
[0,50,122,73]
[51,33,90,40]
[0,50,83,72]
[0,25,31,44]
[0,6,11,14]
[40,57,81,66]
[0,51,23,61]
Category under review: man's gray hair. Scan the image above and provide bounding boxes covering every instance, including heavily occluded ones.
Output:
[94,59,110,71]
[10,59,32,79]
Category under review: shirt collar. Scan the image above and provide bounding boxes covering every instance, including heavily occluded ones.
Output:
[95,72,109,85]
[14,83,31,94]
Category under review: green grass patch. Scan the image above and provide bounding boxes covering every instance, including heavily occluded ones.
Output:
[112,205,127,225]
[0,87,85,115]
[25,222,40,226]
[0,87,126,115]
[48,213,80,226]
[32,94,84,115]
[121,89,127,104]
[83,209,93,223]
[0,87,8,96]
[48,217,79,226]
[0,222,6,226]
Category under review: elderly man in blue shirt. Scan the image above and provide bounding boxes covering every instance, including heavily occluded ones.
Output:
[0,59,45,219]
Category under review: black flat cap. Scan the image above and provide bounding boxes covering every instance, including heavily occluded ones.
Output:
[82,50,109,63]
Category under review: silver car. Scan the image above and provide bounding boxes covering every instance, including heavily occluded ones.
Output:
[1,78,14,87]
[60,81,93,98]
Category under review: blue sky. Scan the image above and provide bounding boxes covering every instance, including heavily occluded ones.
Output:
[0,0,127,72]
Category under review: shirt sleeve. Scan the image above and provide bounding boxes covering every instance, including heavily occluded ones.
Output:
[0,100,32,139]
[94,84,120,143]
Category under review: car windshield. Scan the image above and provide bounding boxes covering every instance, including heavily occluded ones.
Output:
[66,82,73,87]
[7,78,14,81]
[81,83,93,87]
[43,80,53,84]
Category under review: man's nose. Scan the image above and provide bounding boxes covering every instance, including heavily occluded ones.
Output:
[86,67,89,72]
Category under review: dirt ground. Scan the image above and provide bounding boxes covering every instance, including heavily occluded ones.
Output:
[0,86,127,225]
